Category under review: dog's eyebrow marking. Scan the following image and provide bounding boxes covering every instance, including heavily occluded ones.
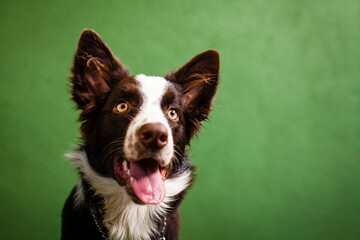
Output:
[113,86,140,99]
[161,89,176,107]
[114,84,138,92]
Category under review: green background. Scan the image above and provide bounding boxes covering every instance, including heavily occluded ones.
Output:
[1,0,359,239]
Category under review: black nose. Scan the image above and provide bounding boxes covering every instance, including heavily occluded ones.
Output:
[138,123,168,150]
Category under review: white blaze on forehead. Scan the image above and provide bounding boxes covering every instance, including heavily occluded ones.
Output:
[123,74,174,165]
[135,74,171,125]
[136,74,170,105]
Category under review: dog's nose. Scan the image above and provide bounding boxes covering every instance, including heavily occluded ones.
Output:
[138,123,168,150]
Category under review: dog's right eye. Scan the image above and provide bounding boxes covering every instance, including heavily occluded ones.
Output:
[167,108,179,121]
[114,102,128,113]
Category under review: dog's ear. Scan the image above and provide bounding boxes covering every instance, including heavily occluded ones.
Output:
[166,50,220,139]
[70,29,130,120]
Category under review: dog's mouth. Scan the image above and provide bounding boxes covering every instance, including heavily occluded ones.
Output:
[113,158,168,204]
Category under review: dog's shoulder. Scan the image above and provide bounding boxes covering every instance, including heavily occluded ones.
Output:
[61,184,103,240]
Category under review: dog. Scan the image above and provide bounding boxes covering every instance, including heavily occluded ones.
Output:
[61,29,220,240]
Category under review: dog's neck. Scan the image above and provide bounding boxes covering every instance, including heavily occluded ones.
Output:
[67,149,192,240]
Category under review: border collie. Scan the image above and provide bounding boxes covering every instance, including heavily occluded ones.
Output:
[62,29,220,240]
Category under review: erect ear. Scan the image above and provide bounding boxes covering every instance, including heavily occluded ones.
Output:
[166,50,220,138]
[70,29,130,120]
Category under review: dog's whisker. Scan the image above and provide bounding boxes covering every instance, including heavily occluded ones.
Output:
[124,115,135,121]
[101,138,126,163]
[174,145,185,158]
[104,145,124,160]
[171,150,182,167]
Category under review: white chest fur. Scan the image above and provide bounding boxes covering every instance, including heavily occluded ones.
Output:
[67,150,191,240]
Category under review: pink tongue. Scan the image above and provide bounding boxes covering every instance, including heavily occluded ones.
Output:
[130,160,165,204]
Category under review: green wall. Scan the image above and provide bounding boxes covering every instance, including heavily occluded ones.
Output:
[1,0,359,239]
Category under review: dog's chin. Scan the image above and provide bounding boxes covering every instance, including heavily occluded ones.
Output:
[113,157,169,205]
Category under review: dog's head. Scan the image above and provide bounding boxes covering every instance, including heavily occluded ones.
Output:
[70,29,219,204]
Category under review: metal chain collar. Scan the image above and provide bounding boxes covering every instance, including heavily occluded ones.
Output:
[90,207,108,240]
[159,216,167,240]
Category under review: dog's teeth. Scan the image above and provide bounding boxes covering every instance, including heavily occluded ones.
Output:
[127,169,130,176]
[130,177,133,183]
[123,161,128,171]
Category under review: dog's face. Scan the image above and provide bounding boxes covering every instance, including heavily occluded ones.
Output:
[70,29,219,204]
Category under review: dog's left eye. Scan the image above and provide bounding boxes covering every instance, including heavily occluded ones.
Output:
[114,102,128,113]
[168,108,179,120]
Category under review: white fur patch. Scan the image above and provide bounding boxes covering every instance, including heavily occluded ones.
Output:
[123,74,174,166]
[73,180,85,209]
[66,150,191,240]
